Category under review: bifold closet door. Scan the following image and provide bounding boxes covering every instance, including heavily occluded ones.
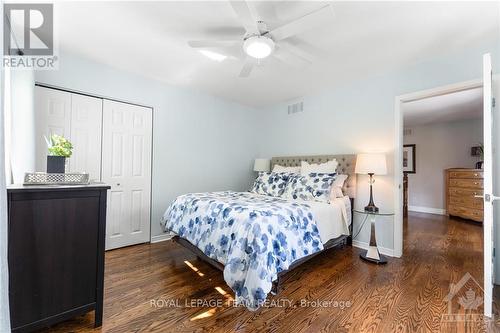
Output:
[34,86,103,180]
[69,94,103,181]
[102,100,152,250]
[34,86,71,172]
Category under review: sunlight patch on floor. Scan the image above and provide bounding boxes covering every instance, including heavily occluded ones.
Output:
[215,286,234,304]
[190,308,217,321]
[184,260,205,277]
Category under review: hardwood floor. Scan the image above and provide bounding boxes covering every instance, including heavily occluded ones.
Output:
[39,212,498,332]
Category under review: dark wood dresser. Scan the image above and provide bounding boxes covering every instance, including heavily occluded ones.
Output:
[7,184,110,332]
[445,168,483,222]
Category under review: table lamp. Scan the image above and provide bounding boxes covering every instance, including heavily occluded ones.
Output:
[253,158,270,173]
[355,153,387,212]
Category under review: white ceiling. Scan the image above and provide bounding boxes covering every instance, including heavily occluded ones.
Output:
[54,1,499,108]
[403,87,483,126]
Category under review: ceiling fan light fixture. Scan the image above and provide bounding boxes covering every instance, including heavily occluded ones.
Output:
[243,36,274,59]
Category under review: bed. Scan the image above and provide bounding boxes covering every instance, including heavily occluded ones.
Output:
[161,154,356,310]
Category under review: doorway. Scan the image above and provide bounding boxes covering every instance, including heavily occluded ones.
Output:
[393,79,484,258]
[393,79,491,320]
[393,56,498,320]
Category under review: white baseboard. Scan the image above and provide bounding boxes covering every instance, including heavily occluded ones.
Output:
[408,205,446,216]
[352,240,395,257]
[151,233,173,243]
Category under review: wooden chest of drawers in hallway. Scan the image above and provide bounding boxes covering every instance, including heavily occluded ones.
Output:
[445,168,483,222]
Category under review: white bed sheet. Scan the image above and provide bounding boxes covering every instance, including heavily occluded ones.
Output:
[297,196,351,244]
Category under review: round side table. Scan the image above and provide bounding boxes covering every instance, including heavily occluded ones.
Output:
[353,209,394,264]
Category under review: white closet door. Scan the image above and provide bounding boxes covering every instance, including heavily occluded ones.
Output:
[102,100,152,250]
[69,94,103,181]
[34,86,71,172]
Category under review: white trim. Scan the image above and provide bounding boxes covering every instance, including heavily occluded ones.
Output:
[151,233,173,243]
[352,240,395,258]
[394,95,404,258]
[408,206,446,215]
[394,78,484,259]
[482,53,493,317]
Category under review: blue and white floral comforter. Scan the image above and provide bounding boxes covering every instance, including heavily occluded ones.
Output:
[161,191,324,310]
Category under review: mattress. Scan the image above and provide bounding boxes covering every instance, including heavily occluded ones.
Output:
[297,196,352,244]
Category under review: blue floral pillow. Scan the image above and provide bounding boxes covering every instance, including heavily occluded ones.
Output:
[250,172,292,197]
[285,173,337,203]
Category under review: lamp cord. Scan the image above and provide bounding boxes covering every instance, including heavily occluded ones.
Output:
[352,213,369,240]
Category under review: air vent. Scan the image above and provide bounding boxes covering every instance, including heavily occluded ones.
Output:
[287,101,304,115]
[403,128,412,136]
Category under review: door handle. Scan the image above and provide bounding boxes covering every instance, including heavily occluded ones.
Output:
[476,194,500,202]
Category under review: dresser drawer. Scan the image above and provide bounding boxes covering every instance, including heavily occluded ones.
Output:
[449,196,483,209]
[448,205,483,222]
[448,171,483,179]
[448,187,483,198]
[448,178,483,189]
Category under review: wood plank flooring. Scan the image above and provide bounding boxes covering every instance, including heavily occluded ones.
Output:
[39,212,499,332]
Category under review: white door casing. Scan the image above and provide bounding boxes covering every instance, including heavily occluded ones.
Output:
[34,86,71,172]
[102,100,152,250]
[69,94,103,181]
[482,53,498,317]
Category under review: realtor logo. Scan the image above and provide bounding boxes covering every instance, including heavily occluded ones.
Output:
[3,3,57,69]
[4,3,53,56]
[442,272,486,323]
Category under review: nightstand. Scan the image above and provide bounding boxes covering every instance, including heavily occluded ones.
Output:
[353,209,394,264]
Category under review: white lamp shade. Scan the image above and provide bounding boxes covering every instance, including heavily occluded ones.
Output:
[355,153,387,175]
[253,158,270,172]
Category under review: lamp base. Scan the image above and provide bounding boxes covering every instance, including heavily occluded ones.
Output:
[360,252,387,264]
[365,173,379,213]
[364,204,379,213]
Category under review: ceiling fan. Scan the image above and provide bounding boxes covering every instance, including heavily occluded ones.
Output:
[187,1,334,78]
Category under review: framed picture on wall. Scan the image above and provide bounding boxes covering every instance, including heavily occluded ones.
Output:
[403,144,416,174]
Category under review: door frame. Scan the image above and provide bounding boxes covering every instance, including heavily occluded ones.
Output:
[393,78,483,258]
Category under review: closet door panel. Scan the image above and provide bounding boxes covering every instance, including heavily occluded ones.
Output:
[34,86,71,172]
[69,94,103,181]
[102,100,152,250]
[129,106,152,241]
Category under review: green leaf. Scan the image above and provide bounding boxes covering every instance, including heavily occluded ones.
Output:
[46,134,73,157]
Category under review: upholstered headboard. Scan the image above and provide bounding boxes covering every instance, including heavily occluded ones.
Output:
[270,154,357,198]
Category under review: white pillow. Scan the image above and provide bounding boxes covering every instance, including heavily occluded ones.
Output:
[272,164,300,174]
[330,174,348,200]
[301,159,338,175]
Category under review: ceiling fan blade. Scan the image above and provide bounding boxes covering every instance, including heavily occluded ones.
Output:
[278,41,314,64]
[229,0,260,35]
[187,40,240,48]
[239,58,255,77]
[270,4,334,41]
[273,48,309,68]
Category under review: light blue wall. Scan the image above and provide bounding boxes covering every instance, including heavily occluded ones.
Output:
[257,37,500,251]
[35,51,260,237]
